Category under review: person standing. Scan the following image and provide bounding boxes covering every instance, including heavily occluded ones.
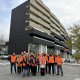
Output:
[48,53,55,74]
[21,52,26,72]
[30,54,37,76]
[54,54,58,74]
[23,54,30,77]
[57,54,63,76]
[9,52,17,74]
[36,52,41,73]
[16,55,22,74]
[43,52,48,74]
[39,53,46,76]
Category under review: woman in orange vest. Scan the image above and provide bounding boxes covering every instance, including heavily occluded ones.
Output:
[16,55,22,74]
[29,54,37,76]
[57,54,63,76]
[10,52,17,74]
[39,53,46,76]
[43,52,48,74]
[54,54,58,74]
[36,52,41,73]
[22,54,30,77]
[48,53,55,74]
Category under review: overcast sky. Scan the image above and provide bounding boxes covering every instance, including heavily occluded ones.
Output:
[0,0,80,41]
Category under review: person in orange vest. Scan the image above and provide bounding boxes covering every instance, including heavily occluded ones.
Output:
[22,54,30,77]
[36,51,41,73]
[29,54,37,76]
[9,52,17,74]
[16,55,22,74]
[56,54,63,76]
[43,52,48,74]
[21,51,26,72]
[39,53,46,76]
[54,54,58,74]
[48,53,55,74]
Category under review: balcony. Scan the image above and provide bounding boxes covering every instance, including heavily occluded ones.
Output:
[28,29,55,42]
[29,13,50,29]
[30,0,50,17]
[51,33,64,41]
[30,5,50,23]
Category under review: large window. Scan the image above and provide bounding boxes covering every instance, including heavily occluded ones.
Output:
[47,47,55,54]
[29,43,39,54]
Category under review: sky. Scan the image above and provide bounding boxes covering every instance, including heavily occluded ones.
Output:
[0,0,80,41]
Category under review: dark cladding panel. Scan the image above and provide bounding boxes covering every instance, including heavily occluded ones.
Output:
[8,1,30,54]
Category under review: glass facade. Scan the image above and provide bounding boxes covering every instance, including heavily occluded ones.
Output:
[29,43,39,54]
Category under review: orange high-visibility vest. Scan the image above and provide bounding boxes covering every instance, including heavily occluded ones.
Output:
[57,57,63,65]
[37,55,41,60]
[44,55,48,63]
[22,55,27,67]
[11,55,17,63]
[54,56,58,63]
[23,62,26,67]
[16,57,22,67]
[48,56,54,63]
[40,57,46,65]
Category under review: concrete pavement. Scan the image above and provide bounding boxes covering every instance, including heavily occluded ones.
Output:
[0,60,80,80]
[64,63,80,66]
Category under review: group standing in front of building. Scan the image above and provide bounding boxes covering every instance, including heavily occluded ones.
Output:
[9,51,63,77]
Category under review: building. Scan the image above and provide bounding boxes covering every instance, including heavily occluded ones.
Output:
[8,0,69,55]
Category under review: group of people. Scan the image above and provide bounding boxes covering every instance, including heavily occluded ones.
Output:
[9,51,63,77]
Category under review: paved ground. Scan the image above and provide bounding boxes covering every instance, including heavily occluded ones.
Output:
[0,60,80,80]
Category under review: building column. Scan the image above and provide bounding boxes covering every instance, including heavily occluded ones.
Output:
[39,44,43,54]
[39,44,47,54]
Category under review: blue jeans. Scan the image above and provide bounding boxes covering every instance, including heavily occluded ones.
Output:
[23,66,29,77]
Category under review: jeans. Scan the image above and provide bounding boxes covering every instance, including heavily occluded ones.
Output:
[57,65,63,76]
[11,63,16,74]
[37,65,40,73]
[23,66,29,77]
[54,63,57,74]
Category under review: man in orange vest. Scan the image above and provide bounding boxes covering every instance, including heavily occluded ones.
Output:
[39,53,46,76]
[48,53,55,74]
[57,54,63,76]
[9,52,17,74]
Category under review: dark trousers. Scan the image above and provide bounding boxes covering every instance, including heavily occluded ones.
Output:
[40,68,45,76]
[57,65,63,76]
[21,66,23,72]
[48,63,54,74]
[45,64,48,73]
[11,63,16,74]
[17,67,21,73]
[31,66,37,76]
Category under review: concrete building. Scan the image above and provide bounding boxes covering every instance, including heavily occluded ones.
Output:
[9,0,70,55]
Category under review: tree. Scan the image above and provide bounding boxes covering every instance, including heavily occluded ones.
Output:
[64,37,72,50]
[73,53,80,63]
[68,24,80,50]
